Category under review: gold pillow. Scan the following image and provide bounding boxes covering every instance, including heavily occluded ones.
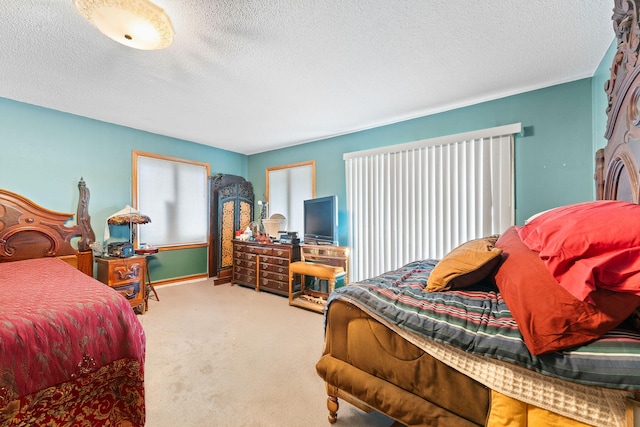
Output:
[426,236,502,292]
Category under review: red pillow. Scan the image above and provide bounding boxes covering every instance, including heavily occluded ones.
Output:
[495,226,640,355]
[517,200,640,303]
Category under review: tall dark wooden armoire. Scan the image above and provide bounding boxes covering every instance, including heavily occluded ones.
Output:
[209,174,254,284]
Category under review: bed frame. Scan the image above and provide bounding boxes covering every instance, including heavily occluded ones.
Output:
[318,1,640,426]
[0,180,146,426]
[0,178,96,275]
[596,0,640,204]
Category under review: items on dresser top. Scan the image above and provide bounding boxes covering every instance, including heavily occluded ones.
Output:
[107,241,134,258]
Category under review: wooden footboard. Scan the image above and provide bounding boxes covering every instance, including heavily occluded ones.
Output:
[316,299,489,427]
[316,299,610,427]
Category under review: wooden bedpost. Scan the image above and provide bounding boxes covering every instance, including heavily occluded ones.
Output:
[326,384,339,424]
[77,178,95,252]
[595,148,605,200]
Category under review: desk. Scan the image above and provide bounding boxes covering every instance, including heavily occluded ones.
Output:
[288,261,345,313]
[288,245,350,313]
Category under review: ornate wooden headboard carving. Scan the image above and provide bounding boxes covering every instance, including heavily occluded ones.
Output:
[0,179,96,276]
[598,0,640,202]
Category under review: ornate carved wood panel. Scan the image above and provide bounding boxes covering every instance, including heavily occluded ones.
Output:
[602,0,640,203]
[209,174,254,284]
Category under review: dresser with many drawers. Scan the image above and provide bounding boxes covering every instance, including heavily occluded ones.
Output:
[232,240,300,297]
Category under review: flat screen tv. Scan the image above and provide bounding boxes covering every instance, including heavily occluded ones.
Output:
[303,195,338,245]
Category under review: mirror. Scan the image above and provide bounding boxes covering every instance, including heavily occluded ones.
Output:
[266,161,316,237]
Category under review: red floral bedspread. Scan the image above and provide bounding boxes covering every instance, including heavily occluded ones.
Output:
[0,257,145,424]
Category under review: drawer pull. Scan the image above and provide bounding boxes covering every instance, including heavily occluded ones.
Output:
[115,282,140,300]
[114,264,140,280]
[233,241,300,297]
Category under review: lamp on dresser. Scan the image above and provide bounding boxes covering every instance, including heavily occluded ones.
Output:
[101,205,156,311]
[106,204,151,248]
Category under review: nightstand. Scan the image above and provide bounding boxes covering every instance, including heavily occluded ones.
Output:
[96,256,147,314]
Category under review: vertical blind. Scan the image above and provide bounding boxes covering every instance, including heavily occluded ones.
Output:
[344,124,520,282]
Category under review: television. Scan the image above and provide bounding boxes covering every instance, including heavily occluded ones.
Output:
[303,195,338,245]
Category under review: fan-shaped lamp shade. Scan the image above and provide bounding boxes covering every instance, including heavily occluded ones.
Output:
[73,0,174,50]
[105,205,151,245]
[107,205,151,226]
[107,212,151,225]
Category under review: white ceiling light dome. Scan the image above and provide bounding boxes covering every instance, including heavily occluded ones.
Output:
[73,0,174,50]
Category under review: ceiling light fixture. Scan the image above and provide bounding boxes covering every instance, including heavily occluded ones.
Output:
[73,0,174,50]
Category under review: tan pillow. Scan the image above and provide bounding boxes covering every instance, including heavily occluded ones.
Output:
[426,236,502,292]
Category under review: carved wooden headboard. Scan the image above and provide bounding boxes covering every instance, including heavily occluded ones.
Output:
[0,179,96,276]
[597,0,640,202]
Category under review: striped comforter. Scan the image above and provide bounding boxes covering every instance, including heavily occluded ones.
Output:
[327,259,640,391]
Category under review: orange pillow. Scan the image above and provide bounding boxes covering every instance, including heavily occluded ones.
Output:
[426,236,502,292]
[495,226,640,355]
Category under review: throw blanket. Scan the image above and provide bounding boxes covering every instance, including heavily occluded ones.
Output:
[327,259,640,391]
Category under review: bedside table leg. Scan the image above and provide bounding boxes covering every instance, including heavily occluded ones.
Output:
[146,263,160,302]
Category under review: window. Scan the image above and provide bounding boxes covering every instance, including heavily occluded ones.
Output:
[266,161,315,235]
[133,151,210,248]
[344,124,520,282]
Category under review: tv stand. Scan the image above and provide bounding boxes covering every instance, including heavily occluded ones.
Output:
[302,240,338,246]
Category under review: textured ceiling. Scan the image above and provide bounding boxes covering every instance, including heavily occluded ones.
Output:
[1,1,615,155]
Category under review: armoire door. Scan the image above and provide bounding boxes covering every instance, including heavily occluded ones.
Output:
[209,174,254,284]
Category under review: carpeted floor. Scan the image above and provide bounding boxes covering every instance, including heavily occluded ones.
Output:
[137,279,396,427]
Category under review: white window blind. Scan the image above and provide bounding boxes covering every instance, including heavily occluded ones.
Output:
[134,152,210,248]
[344,124,519,282]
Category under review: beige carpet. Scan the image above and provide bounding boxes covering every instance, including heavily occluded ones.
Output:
[137,279,396,427]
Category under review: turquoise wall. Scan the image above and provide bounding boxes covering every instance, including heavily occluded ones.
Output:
[249,79,596,245]
[2,42,616,279]
[0,97,248,281]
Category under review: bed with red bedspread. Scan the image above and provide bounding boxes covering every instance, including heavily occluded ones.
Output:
[0,180,145,426]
